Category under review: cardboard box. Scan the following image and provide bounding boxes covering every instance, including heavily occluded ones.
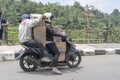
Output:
[31,14,46,46]
[30,14,45,27]
[34,27,46,46]
[56,42,66,62]
[54,27,62,42]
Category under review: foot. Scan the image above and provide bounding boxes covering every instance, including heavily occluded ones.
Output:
[41,57,51,62]
[52,68,62,75]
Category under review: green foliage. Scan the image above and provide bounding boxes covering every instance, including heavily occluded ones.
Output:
[8,26,20,45]
[1,0,120,44]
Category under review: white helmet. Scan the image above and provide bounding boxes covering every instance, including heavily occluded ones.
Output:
[43,12,55,22]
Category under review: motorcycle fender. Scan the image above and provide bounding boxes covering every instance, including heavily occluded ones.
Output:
[15,50,26,60]
[74,49,83,55]
[67,49,81,56]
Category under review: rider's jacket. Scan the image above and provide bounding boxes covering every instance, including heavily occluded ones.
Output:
[46,23,62,41]
[18,17,42,43]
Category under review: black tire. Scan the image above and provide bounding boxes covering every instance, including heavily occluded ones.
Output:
[20,53,38,72]
[66,53,81,68]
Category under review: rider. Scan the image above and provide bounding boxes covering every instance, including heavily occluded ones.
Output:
[18,14,48,61]
[43,12,66,75]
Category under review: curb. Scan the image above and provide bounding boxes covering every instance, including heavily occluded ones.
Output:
[81,49,117,56]
[95,49,106,55]
[0,48,119,61]
[0,51,16,61]
[105,48,116,55]
[0,45,120,61]
[81,49,95,56]
[115,49,120,55]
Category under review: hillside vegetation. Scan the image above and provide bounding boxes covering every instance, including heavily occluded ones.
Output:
[1,0,120,43]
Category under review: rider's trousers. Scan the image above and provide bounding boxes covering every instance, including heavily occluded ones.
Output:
[22,39,44,58]
[46,42,60,67]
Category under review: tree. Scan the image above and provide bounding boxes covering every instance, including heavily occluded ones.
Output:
[111,9,119,16]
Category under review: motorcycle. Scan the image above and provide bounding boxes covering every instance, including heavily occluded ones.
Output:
[16,35,82,72]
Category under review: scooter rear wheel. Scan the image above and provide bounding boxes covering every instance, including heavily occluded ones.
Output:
[20,53,38,72]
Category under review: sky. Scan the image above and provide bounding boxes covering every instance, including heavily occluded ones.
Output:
[31,0,120,14]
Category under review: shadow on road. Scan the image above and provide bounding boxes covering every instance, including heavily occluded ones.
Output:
[18,66,83,76]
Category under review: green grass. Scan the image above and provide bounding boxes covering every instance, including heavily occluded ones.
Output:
[7,26,20,45]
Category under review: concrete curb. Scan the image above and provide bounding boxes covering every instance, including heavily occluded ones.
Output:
[0,48,119,61]
[115,49,120,55]
[81,49,95,56]
[0,51,16,61]
[0,45,120,61]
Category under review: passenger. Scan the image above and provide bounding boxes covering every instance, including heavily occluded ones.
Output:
[18,14,48,61]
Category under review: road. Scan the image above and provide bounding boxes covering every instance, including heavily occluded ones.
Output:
[0,55,120,80]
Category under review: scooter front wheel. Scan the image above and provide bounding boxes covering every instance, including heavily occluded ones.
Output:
[66,53,81,68]
[19,53,38,72]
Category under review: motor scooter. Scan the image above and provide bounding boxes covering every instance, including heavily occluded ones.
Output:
[16,35,82,72]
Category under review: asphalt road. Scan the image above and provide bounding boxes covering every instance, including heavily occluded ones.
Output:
[0,55,120,80]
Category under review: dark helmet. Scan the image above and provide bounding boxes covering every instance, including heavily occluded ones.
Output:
[21,14,30,19]
[19,14,30,23]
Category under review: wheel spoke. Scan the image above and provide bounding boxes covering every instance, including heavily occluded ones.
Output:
[23,62,27,65]
[27,65,30,69]
[72,61,74,65]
